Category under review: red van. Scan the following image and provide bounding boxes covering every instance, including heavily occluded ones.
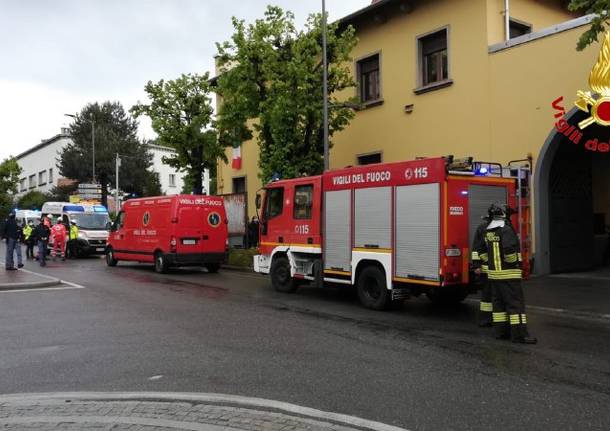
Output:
[106,195,228,273]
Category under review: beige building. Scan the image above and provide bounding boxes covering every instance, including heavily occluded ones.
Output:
[217,0,610,274]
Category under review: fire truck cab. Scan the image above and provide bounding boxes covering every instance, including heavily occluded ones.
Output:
[254,156,529,310]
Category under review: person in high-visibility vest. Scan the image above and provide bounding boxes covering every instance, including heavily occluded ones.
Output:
[478,203,537,344]
[67,220,79,259]
[471,214,492,327]
[22,220,35,259]
[50,220,67,261]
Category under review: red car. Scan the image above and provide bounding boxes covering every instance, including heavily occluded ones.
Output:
[106,195,228,273]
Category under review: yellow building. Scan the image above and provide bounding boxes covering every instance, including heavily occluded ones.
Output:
[217,0,610,275]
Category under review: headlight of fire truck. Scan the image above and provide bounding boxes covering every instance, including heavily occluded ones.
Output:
[78,231,88,240]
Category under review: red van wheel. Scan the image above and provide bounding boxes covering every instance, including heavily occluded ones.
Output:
[106,248,118,267]
[154,252,168,274]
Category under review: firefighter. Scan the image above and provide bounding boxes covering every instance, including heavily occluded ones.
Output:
[480,203,537,344]
[471,214,492,327]
[50,219,67,261]
[67,220,79,259]
[23,220,35,259]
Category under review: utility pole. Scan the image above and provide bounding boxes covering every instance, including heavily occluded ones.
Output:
[115,153,121,212]
[91,115,96,182]
[322,0,329,171]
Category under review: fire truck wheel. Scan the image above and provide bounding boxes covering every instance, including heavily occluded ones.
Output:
[357,265,391,310]
[271,255,298,293]
[105,248,118,267]
[154,252,169,274]
[206,263,221,273]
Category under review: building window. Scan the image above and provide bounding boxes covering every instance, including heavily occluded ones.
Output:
[48,168,53,184]
[293,185,313,220]
[357,152,382,165]
[28,174,36,189]
[169,174,176,188]
[19,178,27,192]
[419,28,448,86]
[38,170,47,185]
[509,19,532,39]
[232,177,246,194]
[265,187,284,219]
[357,54,381,103]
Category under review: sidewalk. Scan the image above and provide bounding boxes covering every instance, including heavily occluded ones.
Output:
[524,267,610,317]
[0,392,407,431]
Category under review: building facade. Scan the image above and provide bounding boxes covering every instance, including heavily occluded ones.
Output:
[216,0,610,274]
[14,130,208,198]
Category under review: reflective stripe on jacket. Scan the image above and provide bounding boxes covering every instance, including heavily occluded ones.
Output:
[483,222,522,281]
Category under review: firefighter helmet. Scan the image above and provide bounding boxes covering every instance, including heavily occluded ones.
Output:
[487,203,506,220]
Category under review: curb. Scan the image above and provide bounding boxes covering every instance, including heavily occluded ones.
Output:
[221,264,254,273]
[0,278,62,290]
[0,392,409,431]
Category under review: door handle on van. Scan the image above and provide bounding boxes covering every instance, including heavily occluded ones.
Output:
[202,235,209,240]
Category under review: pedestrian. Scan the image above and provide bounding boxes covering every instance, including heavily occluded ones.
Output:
[248,216,260,248]
[32,219,51,267]
[471,214,492,327]
[23,220,35,259]
[479,203,537,344]
[67,220,79,259]
[50,219,67,262]
[1,210,24,270]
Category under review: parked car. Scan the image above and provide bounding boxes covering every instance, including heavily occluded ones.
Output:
[106,195,228,273]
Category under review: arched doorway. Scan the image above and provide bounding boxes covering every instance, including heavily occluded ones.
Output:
[535,107,610,274]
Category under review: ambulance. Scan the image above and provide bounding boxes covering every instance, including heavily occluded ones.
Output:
[106,195,229,273]
[41,202,110,256]
[253,156,531,310]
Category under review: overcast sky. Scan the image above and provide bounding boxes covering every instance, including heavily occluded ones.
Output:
[0,0,369,161]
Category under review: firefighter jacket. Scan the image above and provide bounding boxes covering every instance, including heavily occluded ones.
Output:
[477,220,522,280]
[69,225,79,240]
[471,222,489,273]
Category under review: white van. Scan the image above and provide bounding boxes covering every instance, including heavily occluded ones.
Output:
[15,210,41,227]
[41,202,111,256]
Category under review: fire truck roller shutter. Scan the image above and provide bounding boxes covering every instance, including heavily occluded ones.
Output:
[324,190,351,272]
[395,183,440,281]
[354,187,392,249]
[467,185,507,259]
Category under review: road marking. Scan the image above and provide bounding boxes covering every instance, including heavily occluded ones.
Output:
[148,375,164,381]
[0,286,84,294]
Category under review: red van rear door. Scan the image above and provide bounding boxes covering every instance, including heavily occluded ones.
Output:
[201,201,228,254]
[176,205,205,254]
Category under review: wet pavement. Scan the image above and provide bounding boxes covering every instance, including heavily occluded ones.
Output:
[0,250,609,430]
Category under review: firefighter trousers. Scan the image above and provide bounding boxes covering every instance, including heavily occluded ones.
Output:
[478,274,492,326]
[491,279,531,341]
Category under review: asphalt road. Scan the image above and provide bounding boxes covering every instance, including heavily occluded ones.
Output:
[0,256,609,431]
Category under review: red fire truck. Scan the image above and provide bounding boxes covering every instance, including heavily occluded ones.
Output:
[253,156,531,310]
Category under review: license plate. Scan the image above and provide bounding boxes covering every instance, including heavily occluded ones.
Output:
[182,239,196,245]
[96,247,105,252]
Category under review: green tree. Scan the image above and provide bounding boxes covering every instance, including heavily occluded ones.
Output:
[215,6,358,182]
[0,157,21,220]
[131,73,226,195]
[142,170,163,196]
[17,191,47,210]
[45,182,78,202]
[59,102,155,207]
[569,0,610,50]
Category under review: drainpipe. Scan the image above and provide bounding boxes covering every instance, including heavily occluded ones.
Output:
[505,0,510,41]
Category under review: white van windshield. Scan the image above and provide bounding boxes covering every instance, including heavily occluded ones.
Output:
[71,213,110,230]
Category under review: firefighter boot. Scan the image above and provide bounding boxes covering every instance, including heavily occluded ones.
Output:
[478,301,493,327]
[492,312,509,339]
[510,314,537,344]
